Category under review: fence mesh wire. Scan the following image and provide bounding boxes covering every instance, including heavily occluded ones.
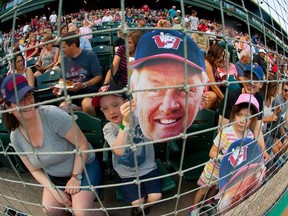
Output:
[0,0,287,215]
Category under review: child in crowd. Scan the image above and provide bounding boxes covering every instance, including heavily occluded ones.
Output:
[188,93,259,216]
[91,83,162,216]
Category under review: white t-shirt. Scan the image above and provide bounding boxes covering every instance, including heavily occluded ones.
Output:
[49,14,57,23]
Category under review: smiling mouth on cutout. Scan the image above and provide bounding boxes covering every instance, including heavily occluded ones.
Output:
[157,118,181,125]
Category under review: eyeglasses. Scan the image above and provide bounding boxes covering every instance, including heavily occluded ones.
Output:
[20,92,34,105]
[284,88,288,93]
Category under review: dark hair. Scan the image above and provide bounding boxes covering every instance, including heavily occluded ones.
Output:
[62,31,80,47]
[3,101,19,131]
[12,53,25,69]
[259,74,277,99]
[230,103,258,125]
[205,44,225,72]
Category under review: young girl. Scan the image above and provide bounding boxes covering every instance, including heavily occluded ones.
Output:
[188,93,259,215]
[92,83,162,216]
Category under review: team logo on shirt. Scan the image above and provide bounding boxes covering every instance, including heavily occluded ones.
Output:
[228,145,247,167]
[153,33,182,50]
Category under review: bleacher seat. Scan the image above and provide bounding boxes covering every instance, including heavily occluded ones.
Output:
[168,109,218,180]
[92,35,111,47]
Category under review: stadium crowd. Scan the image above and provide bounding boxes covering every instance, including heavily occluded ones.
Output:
[0,4,287,216]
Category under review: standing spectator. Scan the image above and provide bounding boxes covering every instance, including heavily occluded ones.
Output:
[176,10,182,19]
[49,11,57,30]
[253,49,267,74]
[1,74,101,216]
[168,6,177,20]
[79,19,93,43]
[235,50,251,82]
[188,10,199,31]
[53,32,102,117]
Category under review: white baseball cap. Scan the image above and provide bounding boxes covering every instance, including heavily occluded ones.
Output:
[258,49,266,54]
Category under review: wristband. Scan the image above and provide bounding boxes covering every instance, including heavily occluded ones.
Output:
[120,123,130,132]
[83,82,87,88]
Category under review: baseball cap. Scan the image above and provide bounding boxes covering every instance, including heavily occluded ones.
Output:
[235,94,259,114]
[130,30,205,73]
[176,10,181,13]
[244,63,264,80]
[1,74,35,104]
[91,83,127,108]
[217,138,265,198]
[258,49,266,54]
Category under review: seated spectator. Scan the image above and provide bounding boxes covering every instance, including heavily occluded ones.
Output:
[104,31,142,87]
[235,50,251,82]
[1,74,101,216]
[52,32,102,117]
[34,35,60,77]
[93,14,103,25]
[253,49,267,74]
[125,11,135,24]
[60,25,68,36]
[204,44,225,110]
[216,51,240,93]
[102,11,113,22]
[156,19,171,28]
[270,81,288,156]
[172,16,181,29]
[259,75,281,157]
[8,53,35,86]
[218,64,269,162]
[68,24,92,51]
[191,27,210,56]
[92,84,162,215]
[25,33,39,60]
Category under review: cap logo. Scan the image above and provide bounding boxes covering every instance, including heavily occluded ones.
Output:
[153,33,182,50]
[99,85,110,92]
[228,145,247,167]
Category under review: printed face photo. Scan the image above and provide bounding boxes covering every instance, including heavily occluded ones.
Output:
[131,59,205,140]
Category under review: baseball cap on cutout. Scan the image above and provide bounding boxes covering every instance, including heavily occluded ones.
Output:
[258,49,266,54]
[216,138,265,199]
[91,83,127,108]
[244,63,265,80]
[235,94,259,114]
[1,74,35,104]
[130,30,206,73]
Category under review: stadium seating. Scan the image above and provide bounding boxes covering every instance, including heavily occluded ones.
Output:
[168,109,218,180]
[92,35,112,47]
[34,69,61,103]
